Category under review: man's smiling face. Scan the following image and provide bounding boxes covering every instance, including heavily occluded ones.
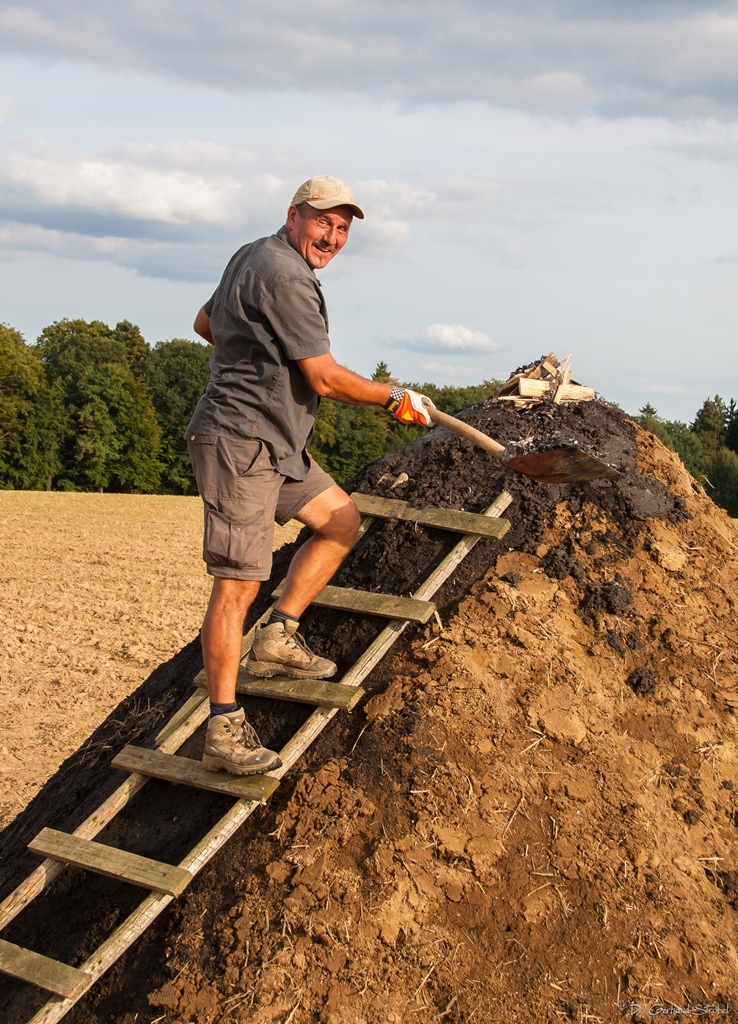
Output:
[285,203,353,270]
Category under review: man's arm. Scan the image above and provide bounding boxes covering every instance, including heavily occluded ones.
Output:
[194,306,214,345]
[297,352,434,426]
[297,352,391,406]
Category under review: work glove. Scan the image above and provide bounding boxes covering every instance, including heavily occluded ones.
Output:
[383,387,435,427]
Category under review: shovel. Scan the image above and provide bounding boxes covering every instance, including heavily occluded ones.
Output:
[423,402,618,484]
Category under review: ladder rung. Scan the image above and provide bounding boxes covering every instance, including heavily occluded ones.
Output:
[28,828,192,897]
[194,672,364,710]
[351,492,511,539]
[272,583,436,623]
[0,938,91,999]
[112,746,279,800]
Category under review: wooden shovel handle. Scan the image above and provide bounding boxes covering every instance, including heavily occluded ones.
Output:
[423,401,505,458]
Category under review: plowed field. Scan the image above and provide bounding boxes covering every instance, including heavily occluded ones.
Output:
[0,493,301,829]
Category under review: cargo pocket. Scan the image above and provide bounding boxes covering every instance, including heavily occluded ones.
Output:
[229,438,264,477]
[203,506,265,569]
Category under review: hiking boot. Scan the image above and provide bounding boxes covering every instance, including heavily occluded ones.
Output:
[202,708,282,775]
[245,621,337,679]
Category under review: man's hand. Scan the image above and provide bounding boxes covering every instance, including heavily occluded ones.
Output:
[384,388,435,427]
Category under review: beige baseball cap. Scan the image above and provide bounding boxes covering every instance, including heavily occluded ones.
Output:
[291,176,364,219]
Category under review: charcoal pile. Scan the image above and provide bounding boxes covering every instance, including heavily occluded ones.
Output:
[1,388,737,1024]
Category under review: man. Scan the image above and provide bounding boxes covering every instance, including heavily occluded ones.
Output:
[187,175,434,776]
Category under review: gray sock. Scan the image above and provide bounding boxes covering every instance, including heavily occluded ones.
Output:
[210,701,239,718]
[267,608,299,629]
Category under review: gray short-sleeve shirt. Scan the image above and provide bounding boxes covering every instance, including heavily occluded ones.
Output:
[186,225,331,480]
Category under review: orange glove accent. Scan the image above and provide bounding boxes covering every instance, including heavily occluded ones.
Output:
[384,387,434,426]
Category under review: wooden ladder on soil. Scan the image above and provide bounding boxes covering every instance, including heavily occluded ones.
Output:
[0,488,512,1023]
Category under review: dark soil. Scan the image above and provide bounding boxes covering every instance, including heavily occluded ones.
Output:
[626,668,659,697]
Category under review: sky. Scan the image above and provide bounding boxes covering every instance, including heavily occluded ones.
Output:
[0,1,736,421]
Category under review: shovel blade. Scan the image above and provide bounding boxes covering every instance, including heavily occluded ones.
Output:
[502,447,618,484]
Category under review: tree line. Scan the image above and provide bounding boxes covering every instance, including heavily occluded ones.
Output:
[0,320,499,495]
[634,399,738,517]
[0,320,209,494]
[1,318,737,516]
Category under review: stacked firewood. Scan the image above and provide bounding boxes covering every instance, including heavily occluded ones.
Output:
[495,352,595,409]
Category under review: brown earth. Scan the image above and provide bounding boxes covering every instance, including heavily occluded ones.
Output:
[0,493,301,828]
[1,398,737,1024]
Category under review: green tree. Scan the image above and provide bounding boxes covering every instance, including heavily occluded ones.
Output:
[37,318,162,491]
[0,325,61,489]
[418,379,501,414]
[114,319,150,379]
[692,395,728,459]
[372,361,395,383]
[633,403,709,479]
[635,403,673,444]
[143,338,212,493]
[663,419,709,479]
[310,401,390,481]
[311,363,397,480]
[726,398,738,455]
[72,363,163,492]
[709,447,738,517]
[310,395,339,457]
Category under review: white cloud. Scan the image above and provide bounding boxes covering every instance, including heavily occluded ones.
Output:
[0,220,64,255]
[0,145,442,248]
[0,143,299,280]
[393,323,498,354]
[1,1,738,117]
[0,140,424,277]
[0,135,596,277]
[0,220,228,281]
[0,148,256,226]
[108,141,260,173]
[716,253,738,264]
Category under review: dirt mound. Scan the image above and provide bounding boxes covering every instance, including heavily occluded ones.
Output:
[1,397,737,1024]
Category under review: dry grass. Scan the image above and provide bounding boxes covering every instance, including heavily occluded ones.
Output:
[0,492,303,827]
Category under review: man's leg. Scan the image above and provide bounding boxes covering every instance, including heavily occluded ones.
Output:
[201,577,260,704]
[277,485,360,617]
[200,577,282,775]
[187,435,283,774]
[245,485,360,679]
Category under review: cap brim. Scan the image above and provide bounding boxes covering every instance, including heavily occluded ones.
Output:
[306,199,364,220]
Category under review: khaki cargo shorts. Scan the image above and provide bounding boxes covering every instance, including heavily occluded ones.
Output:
[187,434,335,581]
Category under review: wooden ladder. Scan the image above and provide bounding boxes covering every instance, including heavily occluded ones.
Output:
[0,488,512,1023]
